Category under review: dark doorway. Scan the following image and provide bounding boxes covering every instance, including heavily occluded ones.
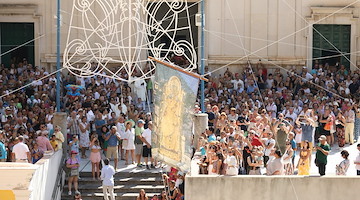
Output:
[0,23,34,68]
[321,49,341,67]
[312,24,351,70]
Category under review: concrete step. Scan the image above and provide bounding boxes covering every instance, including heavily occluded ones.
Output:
[66,177,163,185]
[63,184,164,193]
[61,192,160,200]
[78,170,164,178]
[62,162,166,200]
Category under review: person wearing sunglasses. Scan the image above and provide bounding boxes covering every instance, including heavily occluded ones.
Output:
[282,140,294,175]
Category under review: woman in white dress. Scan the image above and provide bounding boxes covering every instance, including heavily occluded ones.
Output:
[79,116,90,159]
[225,149,238,175]
[124,121,136,165]
[282,140,294,175]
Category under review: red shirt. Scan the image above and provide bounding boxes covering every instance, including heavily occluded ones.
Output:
[251,136,263,147]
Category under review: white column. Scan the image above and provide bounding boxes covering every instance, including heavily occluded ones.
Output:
[193,113,208,150]
[53,112,68,152]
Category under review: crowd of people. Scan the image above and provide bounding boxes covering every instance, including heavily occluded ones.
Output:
[0,57,183,199]
[1,56,360,200]
[196,62,360,176]
[0,59,64,164]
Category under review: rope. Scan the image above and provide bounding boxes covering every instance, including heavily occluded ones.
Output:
[204,0,360,76]
[0,68,64,99]
[206,30,346,100]
[280,0,360,71]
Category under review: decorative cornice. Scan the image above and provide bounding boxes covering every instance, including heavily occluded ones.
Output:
[0,4,38,16]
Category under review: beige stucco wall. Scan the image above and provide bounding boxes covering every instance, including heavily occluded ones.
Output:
[0,0,359,72]
[0,150,63,200]
[185,175,360,200]
[206,0,360,72]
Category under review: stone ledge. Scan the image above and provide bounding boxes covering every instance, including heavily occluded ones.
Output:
[0,4,38,16]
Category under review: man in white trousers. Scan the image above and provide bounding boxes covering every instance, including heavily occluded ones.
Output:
[101,158,115,200]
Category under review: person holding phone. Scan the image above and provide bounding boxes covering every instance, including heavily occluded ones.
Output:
[104,126,121,170]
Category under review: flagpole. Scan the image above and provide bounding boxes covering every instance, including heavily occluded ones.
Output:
[200,0,205,113]
[56,0,61,112]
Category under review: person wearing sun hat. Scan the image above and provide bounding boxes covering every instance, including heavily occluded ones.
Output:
[315,135,331,176]
[66,150,80,195]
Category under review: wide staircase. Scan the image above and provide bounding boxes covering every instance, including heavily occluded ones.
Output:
[61,162,165,200]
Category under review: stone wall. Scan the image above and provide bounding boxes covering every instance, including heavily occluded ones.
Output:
[185,175,360,200]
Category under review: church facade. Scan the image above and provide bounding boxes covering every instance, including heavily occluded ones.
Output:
[0,0,359,73]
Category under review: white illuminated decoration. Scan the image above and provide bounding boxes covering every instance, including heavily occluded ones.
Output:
[63,0,197,82]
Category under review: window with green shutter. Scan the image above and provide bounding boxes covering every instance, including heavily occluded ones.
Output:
[0,23,34,68]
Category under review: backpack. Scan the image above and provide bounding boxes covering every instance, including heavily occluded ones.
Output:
[62,158,71,175]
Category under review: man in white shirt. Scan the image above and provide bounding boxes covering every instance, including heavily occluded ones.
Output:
[115,116,126,160]
[266,98,277,119]
[230,74,244,92]
[355,144,360,175]
[101,158,115,200]
[12,136,31,163]
[266,74,274,89]
[227,108,238,121]
[142,121,154,169]
[284,107,298,123]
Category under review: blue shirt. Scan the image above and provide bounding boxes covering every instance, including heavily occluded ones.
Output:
[208,134,216,142]
[291,139,296,157]
[200,147,206,156]
[95,119,106,135]
[246,84,257,94]
[0,141,6,159]
[106,133,119,146]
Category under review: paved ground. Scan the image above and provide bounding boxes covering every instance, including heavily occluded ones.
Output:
[191,138,360,176]
[75,137,359,176]
[308,140,359,176]
[76,151,167,174]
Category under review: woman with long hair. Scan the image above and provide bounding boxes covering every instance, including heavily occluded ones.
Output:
[206,145,217,175]
[215,112,228,134]
[79,116,90,159]
[247,147,262,175]
[136,189,148,200]
[89,136,101,180]
[168,180,178,200]
[225,149,238,176]
[336,111,346,149]
[124,121,136,165]
[319,107,334,145]
[101,125,109,156]
[297,140,311,175]
[282,140,294,175]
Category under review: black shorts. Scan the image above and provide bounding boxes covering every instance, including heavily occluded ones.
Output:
[142,145,152,157]
[321,127,331,136]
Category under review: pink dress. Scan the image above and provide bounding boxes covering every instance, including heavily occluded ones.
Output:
[90,145,101,163]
